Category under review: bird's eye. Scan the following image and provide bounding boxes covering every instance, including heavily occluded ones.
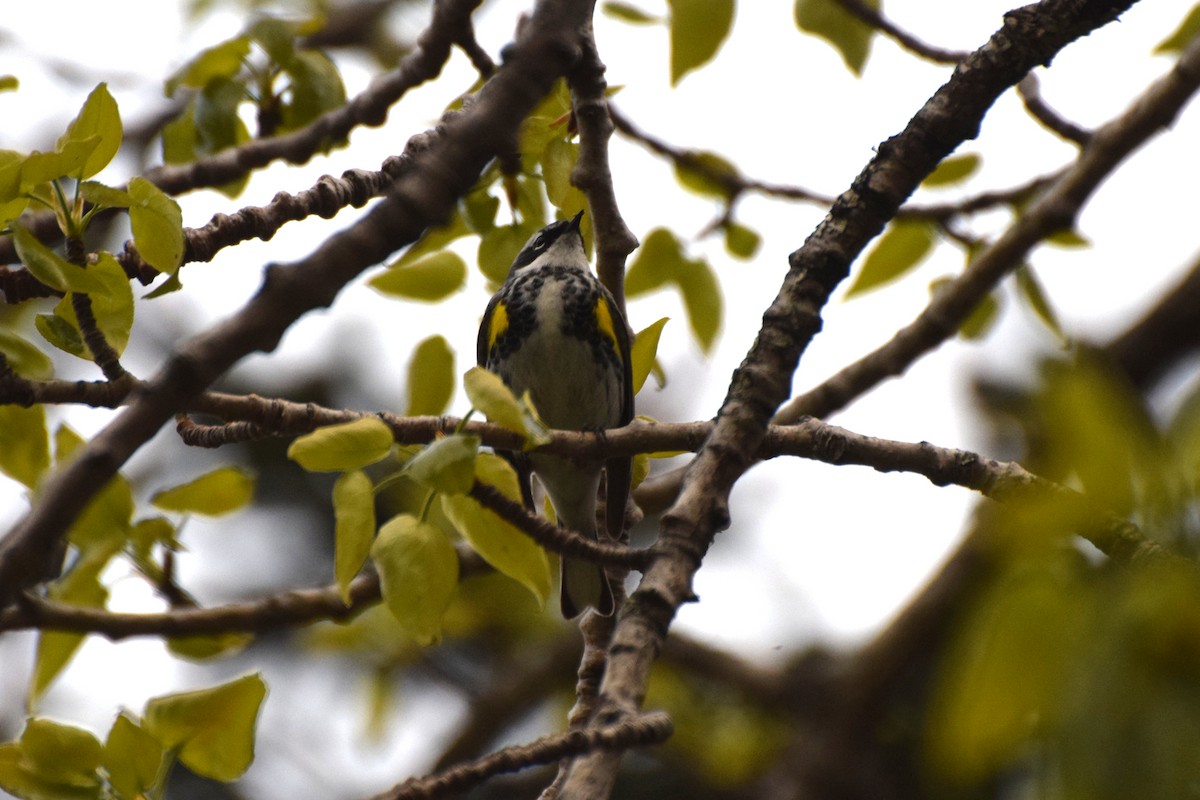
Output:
[534,234,547,249]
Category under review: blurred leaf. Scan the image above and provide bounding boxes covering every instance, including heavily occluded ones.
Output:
[924,153,981,188]
[161,103,197,165]
[144,271,184,299]
[128,177,184,273]
[673,150,738,200]
[371,251,467,302]
[288,417,394,472]
[626,228,683,296]
[371,514,459,645]
[631,317,669,394]
[30,556,111,706]
[461,189,500,234]
[50,253,135,360]
[723,220,761,260]
[668,0,735,85]
[405,434,479,496]
[1015,263,1065,342]
[12,226,106,295]
[0,150,29,221]
[167,631,253,660]
[794,0,878,75]
[142,673,266,781]
[58,83,122,180]
[440,453,551,607]
[541,138,584,212]
[603,1,662,23]
[929,276,1001,340]
[333,470,376,603]
[478,224,536,284]
[166,36,251,97]
[104,713,165,800]
[1155,4,1200,54]
[17,718,103,791]
[0,330,53,379]
[1046,227,1091,248]
[280,50,346,133]
[846,219,936,297]
[406,335,456,416]
[0,404,50,489]
[0,75,17,92]
[151,466,255,516]
[678,255,722,353]
[194,77,249,156]
[395,208,471,269]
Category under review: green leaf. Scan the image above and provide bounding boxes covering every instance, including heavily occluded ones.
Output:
[669,0,735,85]
[0,404,50,489]
[49,253,135,361]
[673,150,739,200]
[151,466,255,516]
[441,453,552,607]
[0,150,29,221]
[794,0,878,75]
[846,219,936,297]
[723,221,761,260]
[1046,228,1091,249]
[603,1,663,23]
[931,277,1001,341]
[20,135,100,190]
[924,153,981,188]
[405,434,479,495]
[1155,4,1200,54]
[128,177,184,273]
[371,514,459,645]
[406,335,456,416]
[166,36,251,97]
[463,367,550,446]
[30,557,111,706]
[144,271,184,299]
[142,673,266,782]
[1015,264,1065,342]
[541,138,580,210]
[288,417,394,472]
[35,311,86,358]
[167,631,253,661]
[626,228,683,296]
[78,180,132,209]
[394,208,471,270]
[678,255,722,353]
[461,189,500,234]
[0,75,17,92]
[193,77,249,156]
[631,317,669,395]
[58,83,122,180]
[19,718,103,790]
[0,330,53,379]
[104,713,166,800]
[280,50,347,133]
[478,223,537,284]
[0,741,99,800]
[12,226,107,295]
[161,103,197,165]
[333,470,376,604]
[370,250,467,302]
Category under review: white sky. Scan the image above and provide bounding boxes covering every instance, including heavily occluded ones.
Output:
[1,1,1198,796]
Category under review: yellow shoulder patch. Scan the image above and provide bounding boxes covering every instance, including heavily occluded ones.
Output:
[488,300,509,350]
[594,297,619,354]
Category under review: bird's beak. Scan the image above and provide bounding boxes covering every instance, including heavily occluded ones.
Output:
[569,209,584,233]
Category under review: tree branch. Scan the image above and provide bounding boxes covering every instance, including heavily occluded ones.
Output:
[776,29,1200,423]
[557,2,1140,795]
[0,0,597,608]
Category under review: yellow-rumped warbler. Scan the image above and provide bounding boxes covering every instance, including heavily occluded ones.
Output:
[477,210,633,618]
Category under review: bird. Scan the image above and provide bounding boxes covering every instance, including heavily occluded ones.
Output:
[477,210,633,618]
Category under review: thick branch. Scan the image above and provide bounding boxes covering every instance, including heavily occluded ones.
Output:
[0,0,595,607]
[558,2,1140,795]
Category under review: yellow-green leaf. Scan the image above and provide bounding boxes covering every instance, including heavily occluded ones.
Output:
[371,514,459,645]
[104,713,165,800]
[0,404,50,489]
[631,317,669,395]
[30,557,111,706]
[603,1,662,23]
[287,417,394,472]
[678,256,722,353]
[1046,228,1090,249]
[333,470,376,604]
[19,718,103,789]
[167,631,253,660]
[406,335,456,416]
[723,220,761,260]
[625,228,683,297]
[924,153,981,188]
[0,75,17,92]
[669,0,735,85]
[142,673,266,782]
[0,150,28,221]
[478,224,535,284]
[79,180,133,209]
[151,466,255,516]
[166,36,252,97]
[1015,264,1065,342]
[405,434,479,495]
[20,135,100,190]
[1155,4,1200,54]
[463,367,551,448]
[0,330,53,379]
[932,277,1002,341]
[440,453,551,607]
[541,138,581,210]
[370,250,467,302]
[794,0,878,75]
[128,177,184,273]
[12,226,107,295]
[58,83,122,180]
[846,219,936,297]
[50,253,135,360]
[673,150,738,200]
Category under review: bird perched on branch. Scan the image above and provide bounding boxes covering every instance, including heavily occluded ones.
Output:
[477,210,633,618]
